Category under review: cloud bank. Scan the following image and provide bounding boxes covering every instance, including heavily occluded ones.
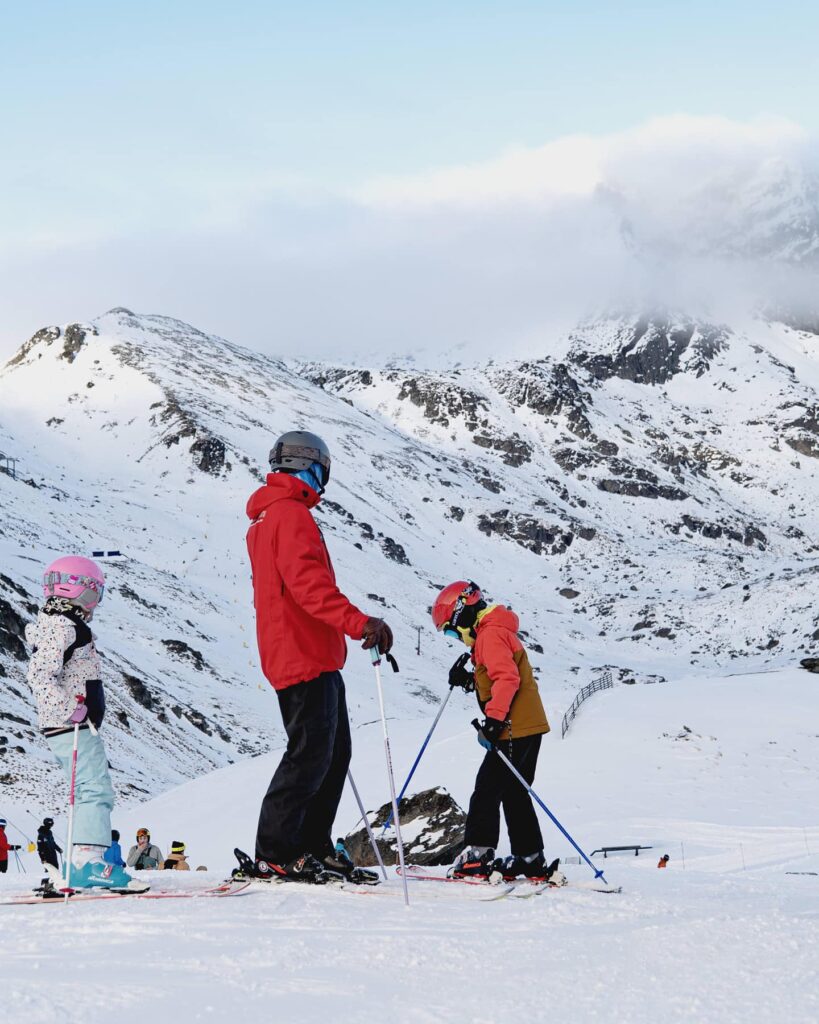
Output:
[2,115,817,366]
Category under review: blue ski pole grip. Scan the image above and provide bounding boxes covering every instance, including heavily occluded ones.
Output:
[370,648,382,667]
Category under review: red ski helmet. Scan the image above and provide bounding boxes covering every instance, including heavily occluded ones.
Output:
[431,581,483,634]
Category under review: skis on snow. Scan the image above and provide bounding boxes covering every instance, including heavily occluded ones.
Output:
[396,865,622,898]
[0,879,254,906]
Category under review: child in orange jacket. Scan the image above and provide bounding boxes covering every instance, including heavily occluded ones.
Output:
[432,581,555,881]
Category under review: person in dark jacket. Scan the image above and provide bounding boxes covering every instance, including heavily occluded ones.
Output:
[244,430,393,883]
[37,817,62,870]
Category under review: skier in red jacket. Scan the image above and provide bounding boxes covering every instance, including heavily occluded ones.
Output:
[244,430,393,883]
[0,819,21,873]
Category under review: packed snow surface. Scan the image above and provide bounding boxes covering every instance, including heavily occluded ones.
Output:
[1,667,816,1023]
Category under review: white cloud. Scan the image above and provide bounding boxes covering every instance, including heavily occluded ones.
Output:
[2,116,817,366]
[357,114,808,208]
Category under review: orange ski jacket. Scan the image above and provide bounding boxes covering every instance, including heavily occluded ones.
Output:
[472,606,550,741]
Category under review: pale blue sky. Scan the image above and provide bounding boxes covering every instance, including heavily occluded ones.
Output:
[1,1,817,357]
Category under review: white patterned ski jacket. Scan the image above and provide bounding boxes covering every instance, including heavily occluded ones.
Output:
[25,609,105,732]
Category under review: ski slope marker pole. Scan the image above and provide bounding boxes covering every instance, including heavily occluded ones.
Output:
[347,770,388,880]
[471,720,608,885]
[381,686,453,834]
[371,648,410,906]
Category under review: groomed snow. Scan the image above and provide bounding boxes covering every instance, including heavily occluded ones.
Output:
[2,666,817,1023]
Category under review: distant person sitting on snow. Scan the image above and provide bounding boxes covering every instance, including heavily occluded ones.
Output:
[658,854,670,869]
[162,841,191,870]
[36,817,62,870]
[242,430,393,884]
[24,556,141,892]
[104,829,126,868]
[0,819,21,873]
[127,828,164,870]
[432,581,557,882]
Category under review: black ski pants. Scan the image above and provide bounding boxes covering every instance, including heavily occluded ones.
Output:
[256,670,352,864]
[463,733,543,856]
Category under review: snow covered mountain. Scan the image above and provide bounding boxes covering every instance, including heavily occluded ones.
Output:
[1,306,818,806]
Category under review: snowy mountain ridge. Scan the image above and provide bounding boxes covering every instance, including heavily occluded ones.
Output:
[1,306,818,807]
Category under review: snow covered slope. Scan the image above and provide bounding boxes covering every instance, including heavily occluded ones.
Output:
[1,307,818,807]
[1,667,816,1024]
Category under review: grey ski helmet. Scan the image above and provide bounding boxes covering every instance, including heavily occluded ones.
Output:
[269,430,331,489]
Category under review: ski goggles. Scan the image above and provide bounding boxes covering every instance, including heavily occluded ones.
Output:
[44,572,105,602]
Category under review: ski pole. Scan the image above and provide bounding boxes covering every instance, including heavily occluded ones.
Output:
[471,720,609,885]
[381,686,453,834]
[63,697,89,897]
[370,648,410,906]
[347,770,388,880]
[4,816,36,853]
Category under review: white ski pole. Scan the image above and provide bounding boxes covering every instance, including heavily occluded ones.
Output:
[347,769,388,880]
[63,696,90,898]
[370,648,410,906]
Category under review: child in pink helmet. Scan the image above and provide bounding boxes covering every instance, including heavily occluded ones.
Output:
[24,555,143,891]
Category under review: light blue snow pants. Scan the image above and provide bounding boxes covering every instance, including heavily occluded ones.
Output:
[46,727,115,847]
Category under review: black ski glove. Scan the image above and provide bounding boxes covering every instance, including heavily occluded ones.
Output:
[476,717,505,750]
[448,652,475,692]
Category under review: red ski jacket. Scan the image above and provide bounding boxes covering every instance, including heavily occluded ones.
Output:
[246,474,369,690]
[0,829,9,862]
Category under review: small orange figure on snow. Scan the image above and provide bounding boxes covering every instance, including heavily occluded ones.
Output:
[658,854,670,868]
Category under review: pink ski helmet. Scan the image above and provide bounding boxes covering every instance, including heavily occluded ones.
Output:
[43,555,105,611]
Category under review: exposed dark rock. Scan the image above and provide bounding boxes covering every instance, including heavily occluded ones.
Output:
[597,479,688,500]
[666,516,767,548]
[448,506,465,522]
[784,404,819,458]
[559,588,580,599]
[478,510,573,555]
[800,658,819,674]
[397,376,490,431]
[0,597,28,661]
[472,430,534,466]
[119,584,158,610]
[552,446,600,475]
[122,673,156,710]
[344,787,466,866]
[380,536,410,565]
[6,325,61,367]
[61,323,92,363]
[189,435,228,475]
[572,316,729,385]
[493,361,594,439]
[162,639,207,671]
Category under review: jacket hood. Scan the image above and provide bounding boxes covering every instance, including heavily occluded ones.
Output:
[476,605,519,634]
[247,472,320,521]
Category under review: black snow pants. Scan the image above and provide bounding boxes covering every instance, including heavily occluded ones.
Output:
[256,671,352,864]
[463,733,543,856]
[0,861,6,874]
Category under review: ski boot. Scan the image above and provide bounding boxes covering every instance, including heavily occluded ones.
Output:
[449,847,500,881]
[315,839,380,886]
[232,848,332,885]
[70,860,148,892]
[497,853,561,882]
